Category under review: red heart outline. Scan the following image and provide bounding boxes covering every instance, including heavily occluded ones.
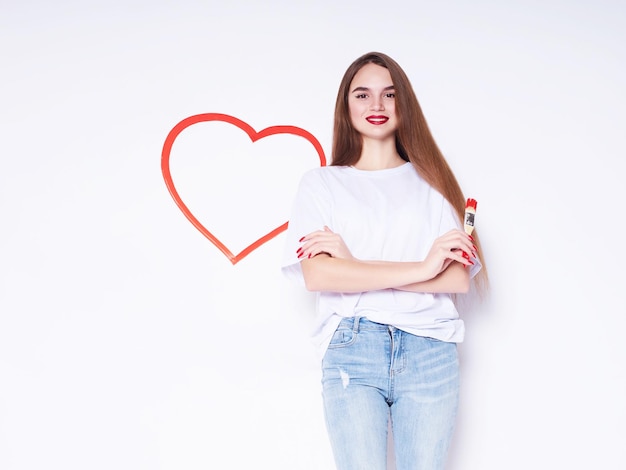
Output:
[161,113,327,264]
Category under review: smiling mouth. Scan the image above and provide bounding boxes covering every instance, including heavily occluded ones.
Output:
[366,115,389,125]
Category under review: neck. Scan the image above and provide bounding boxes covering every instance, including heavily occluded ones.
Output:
[353,137,405,171]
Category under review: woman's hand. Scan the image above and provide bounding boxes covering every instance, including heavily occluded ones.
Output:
[422,229,476,279]
[297,226,355,261]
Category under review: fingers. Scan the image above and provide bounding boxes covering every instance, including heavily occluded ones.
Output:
[297,229,331,259]
[455,232,478,267]
[297,227,353,260]
[453,249,474,267]
[441,229,476,263]
[443,248,470,267]
[426,230,477,274]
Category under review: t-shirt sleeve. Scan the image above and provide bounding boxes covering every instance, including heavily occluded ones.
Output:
[281,169,332,284]
[439,196,482,279]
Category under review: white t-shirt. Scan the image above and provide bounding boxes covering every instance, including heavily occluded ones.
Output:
[281,162,481,360]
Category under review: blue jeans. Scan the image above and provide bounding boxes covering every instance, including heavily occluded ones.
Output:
[321,317,459,470]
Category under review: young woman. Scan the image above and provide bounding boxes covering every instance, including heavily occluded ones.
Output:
[281,52,487,470]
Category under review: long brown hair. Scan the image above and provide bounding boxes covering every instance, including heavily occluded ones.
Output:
[331,52,488,292]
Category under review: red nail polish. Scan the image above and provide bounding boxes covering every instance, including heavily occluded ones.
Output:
[299,236,305,242]
[296,247,302,254]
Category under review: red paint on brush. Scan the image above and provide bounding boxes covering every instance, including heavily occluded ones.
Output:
[466,198,477,210]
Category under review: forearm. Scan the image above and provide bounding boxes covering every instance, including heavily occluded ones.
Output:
[393,262,470,294]
[301,254,437,293]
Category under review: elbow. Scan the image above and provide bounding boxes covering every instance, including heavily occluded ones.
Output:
[457,278,471,294]
[301,258,326,292]
[456,268,471,293]
[303,272,328,292]
[445,263,470,294]
[304,278,322,292]
[302,271,320,291]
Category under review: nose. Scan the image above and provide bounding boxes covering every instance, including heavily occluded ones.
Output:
[370,96,385,111]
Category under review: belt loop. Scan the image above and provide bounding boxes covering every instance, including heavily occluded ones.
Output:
[353,316,361,334]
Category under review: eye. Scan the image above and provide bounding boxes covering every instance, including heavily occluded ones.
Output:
[354,93,368,99]
[384,92,395,99]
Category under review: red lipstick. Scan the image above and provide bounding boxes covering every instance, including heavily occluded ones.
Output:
[366,115,389,125]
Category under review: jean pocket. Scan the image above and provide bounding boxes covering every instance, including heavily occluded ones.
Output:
[327,327,356,349]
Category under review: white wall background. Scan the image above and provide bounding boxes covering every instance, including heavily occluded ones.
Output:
[1,0,625,468]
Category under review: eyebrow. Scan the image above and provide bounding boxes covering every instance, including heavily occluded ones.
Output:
[351,85,395,93]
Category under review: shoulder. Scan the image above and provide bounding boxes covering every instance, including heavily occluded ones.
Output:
[405,164,442,196]
[298,165,348,187]
[302,165,347,178]
[404,165,454,214]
